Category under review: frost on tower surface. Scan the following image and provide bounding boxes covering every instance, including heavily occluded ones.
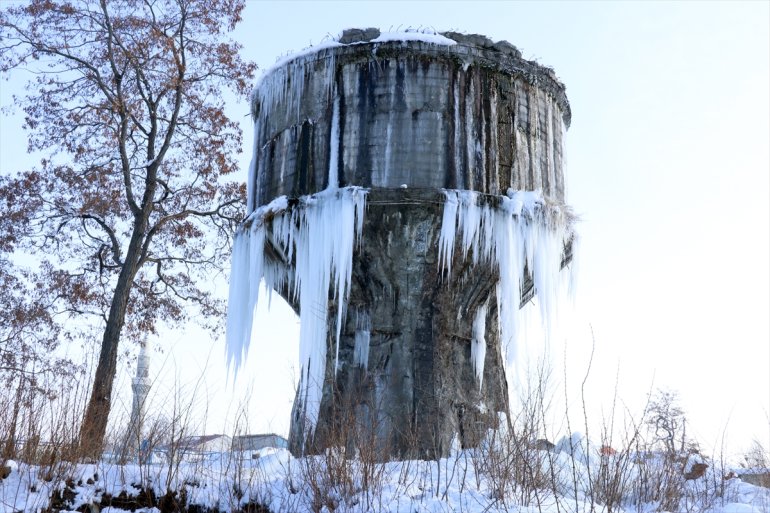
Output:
[227,29,576,459]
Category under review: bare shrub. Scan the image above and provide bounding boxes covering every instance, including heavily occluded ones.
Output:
[0,368,91,513]
[741,439,770,473]
[623,389,702,512]
[585,372,644,513]
[471,364,556,509]
[294,383,389,512]
[215,401,281,513]
[589,424,639,511]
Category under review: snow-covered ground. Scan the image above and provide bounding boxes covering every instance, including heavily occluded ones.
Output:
[3,435,768,513]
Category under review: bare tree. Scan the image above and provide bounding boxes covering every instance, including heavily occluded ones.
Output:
[0,0,256,458]
[0,256,82,460]
[645,389,687,455]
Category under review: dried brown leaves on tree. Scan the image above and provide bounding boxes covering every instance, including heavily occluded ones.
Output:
[0,0,256,457]
[0,256,83,460]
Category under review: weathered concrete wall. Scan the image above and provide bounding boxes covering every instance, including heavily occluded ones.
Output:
[285,189,511,458]
[250,29,572,459]
[250,30,570,209]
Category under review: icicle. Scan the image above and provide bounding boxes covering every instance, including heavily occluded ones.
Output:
[226,187,367,437]
[465,78,475,186]
[354,309,371,369]
[567,231,580,302]
[489,87,499,195]
[328,94,340,190]
[438,190,459,276]
[248,54,320,212]
[288,187,368,434]
[493,194,523,369]
[438,189,575,388]
[471,302,488,389]
[453,78,462,186]
[225,196,290,373]
[380,62,400,186]
[326,92,346,372]
[545,96,557,196]
[246,105,260,213]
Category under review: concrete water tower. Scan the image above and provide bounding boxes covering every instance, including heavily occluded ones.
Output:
[227,28,575,459]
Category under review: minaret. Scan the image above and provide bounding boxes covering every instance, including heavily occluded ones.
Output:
[126,339,151,454]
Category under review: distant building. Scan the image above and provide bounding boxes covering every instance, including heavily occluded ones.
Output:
[232,433,288,458]
[179,434,233,453]
[154,433,287,462]
[157,434,232,462]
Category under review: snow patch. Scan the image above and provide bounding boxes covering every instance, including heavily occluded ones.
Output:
[5,443,769,513]
[372,31,457,46]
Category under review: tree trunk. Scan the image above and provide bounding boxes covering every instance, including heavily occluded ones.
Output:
[78,271,136,458]
[78,217,148,459]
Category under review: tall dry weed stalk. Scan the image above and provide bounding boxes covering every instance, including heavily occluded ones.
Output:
[295,402,389,511]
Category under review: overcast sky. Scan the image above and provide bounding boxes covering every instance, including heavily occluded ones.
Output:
[1,1,768,457]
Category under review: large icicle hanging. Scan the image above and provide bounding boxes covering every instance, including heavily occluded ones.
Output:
[225,186,367,436]
[234,47,367,437]
[287,187,367,435]
[226,196,289,372]
[438,189,575,383]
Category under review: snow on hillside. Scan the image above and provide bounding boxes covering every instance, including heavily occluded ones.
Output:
[2,435,768,513]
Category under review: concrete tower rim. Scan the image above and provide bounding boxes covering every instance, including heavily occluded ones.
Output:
[251,28,571,128]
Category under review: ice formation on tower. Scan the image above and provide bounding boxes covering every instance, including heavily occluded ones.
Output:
[353,309,371,369]
[226,184,574,436]
[226,27,576,456]
[227,186,367,433]
[439,189,576,385]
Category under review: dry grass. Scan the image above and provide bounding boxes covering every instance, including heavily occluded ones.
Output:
[2,351,768,513]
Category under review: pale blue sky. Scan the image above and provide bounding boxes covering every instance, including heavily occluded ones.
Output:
[1,1,768,456]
